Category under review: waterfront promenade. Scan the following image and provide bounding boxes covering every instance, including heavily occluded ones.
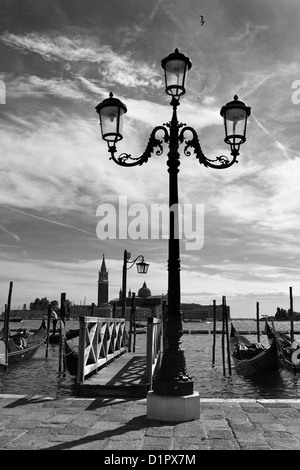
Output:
[1,393,300,451]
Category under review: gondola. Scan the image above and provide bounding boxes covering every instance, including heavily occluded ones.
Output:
[230,323,281,376]
[0,318,47,366]
[64,340,79,376]
[265,319,300,371]
[64,338,97,376]
[48,329,79,344]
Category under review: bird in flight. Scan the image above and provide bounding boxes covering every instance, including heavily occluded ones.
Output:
[198,15,205,26]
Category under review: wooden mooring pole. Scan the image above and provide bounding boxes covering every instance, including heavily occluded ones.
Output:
[4,282,13,370]
[223,296,232,375]
[290,286,295,343]
[132,293,136,353]
[128,293,136,352]
[256,301,260,343]
[59,292,66,373]
[212,300,216,367]
[45,304,51,358]
[222,297,226,375]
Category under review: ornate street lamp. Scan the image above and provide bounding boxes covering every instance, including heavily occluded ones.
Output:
[220,95,251,157]
[96,49,251,398]
[95,92,127,149]
[121,249,149,318]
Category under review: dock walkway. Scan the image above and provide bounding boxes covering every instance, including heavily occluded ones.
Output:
[78,352,149,398]
[75,316,162,398]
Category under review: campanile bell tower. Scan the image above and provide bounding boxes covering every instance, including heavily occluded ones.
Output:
[98,254,109,306]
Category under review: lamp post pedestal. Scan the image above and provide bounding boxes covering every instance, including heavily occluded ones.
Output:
[147,390,200,422]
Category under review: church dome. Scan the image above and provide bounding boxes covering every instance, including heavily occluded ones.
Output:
[138,282,151,298]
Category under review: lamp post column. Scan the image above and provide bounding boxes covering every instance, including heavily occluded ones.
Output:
[152,97,194,396]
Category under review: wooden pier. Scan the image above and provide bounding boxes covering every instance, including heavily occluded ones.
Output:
[78,352,148,397]
[75,316,162,398]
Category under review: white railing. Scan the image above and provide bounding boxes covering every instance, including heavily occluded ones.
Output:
[76,316,126,384]
[146,317,162,389]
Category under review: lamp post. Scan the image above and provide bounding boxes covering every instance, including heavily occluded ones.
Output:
[122,249,149,319]
[96,49,251,412]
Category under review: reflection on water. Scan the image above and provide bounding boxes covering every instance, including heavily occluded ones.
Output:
[0,319,300,398]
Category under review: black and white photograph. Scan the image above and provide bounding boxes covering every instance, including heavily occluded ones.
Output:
[0,0,300,453]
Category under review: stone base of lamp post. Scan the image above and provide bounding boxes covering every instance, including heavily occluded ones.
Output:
[147,390,200,422]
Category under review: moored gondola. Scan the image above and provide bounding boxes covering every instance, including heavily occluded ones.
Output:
[64,340,79,376]
[265,318,300,371]
[0,319,47,366]
[230,323,281,376]
[48,329,79,344]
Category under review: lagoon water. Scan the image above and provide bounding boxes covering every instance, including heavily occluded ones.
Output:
[1,319,300,399]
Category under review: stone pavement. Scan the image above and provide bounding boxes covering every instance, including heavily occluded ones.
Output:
[0,394,300,451]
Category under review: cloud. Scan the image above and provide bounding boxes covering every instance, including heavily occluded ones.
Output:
[0,32,108,62]
[230,22,269,43]
[0,32,162,91]
[0,224,20,242]
[0,206,95,237]
[3,74,89,100]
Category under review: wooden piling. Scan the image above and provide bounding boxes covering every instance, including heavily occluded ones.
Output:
[59,293,66,373]
[221,297,226,375]
[128,293,135,352]
[256,302,260,343]
[3,304,8,369]
[45,304,51,358]
[223,296,232,375]
[91,303,95,316]
[290,286,294,343]
[212,300,216,367]
[4,282,13,370]
[132,293,136,353]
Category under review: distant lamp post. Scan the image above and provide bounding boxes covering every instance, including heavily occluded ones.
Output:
[96,49,251,421]
[122,250,149,318]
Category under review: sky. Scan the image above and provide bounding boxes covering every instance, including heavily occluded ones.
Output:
[1,0,300,318]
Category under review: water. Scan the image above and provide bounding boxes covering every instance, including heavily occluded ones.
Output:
[183,321,300,399]
[1,319,300,399]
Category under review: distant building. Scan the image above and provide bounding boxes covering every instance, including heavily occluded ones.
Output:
[98,254,109,307]
[110,282,163,321]
[7,255,229,322]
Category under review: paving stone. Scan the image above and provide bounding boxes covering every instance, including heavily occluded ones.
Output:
[207,429,235,439]
[145,425,174,437]
[0,395,300,451]
[210,439,240,450]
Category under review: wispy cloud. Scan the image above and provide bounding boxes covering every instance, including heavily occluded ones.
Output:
[251,113,291,160]
[0,206,95,237]
[0,32,109,62]
[0,32,162,90]
[0,224,20,242]
[3,74,89,100]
